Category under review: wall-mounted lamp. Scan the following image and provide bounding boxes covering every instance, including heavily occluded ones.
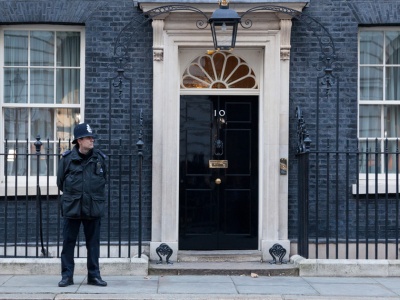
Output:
[209,0,241,51]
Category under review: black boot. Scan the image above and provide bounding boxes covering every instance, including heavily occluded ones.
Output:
[58,277,74,287]
[87,277,107,286]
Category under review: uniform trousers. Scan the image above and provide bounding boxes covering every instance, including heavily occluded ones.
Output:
[61,218,101,279]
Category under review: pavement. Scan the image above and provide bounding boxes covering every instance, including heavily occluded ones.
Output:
[2,274,400,300]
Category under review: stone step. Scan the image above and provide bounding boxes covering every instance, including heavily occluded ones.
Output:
[148,261,298,276]
[177,250,263,263]
[149,250,297,276]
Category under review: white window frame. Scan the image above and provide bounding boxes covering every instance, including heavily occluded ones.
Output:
[356,27,400,194]
[0,24,85,196]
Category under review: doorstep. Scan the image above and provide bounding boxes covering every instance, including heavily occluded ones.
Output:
[149,250,298,276]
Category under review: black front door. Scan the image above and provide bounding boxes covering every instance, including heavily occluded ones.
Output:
[179,95,258,250]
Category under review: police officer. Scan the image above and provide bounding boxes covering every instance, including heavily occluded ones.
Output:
[57,122,107,287]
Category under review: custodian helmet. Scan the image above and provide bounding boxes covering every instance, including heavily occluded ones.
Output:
[72,122,95,144]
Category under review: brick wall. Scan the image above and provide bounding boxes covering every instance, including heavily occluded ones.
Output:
[2,0,400,253]
[288,0,400,241]
[0,0,153,246]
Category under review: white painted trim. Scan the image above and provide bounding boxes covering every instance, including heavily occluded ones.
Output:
[149,3,297,258]
[352,179,400,194]
[0,178,58,197]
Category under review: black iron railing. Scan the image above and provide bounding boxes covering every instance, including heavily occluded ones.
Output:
[297,108,400,259]
[0,136,143,258]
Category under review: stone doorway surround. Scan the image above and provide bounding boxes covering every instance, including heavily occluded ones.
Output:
[138,1,310,262]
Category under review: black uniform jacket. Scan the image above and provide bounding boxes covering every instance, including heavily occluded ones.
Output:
[57,146,107,219]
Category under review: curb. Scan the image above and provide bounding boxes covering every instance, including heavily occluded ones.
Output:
[0,255,149,276]
[291,255,400,277]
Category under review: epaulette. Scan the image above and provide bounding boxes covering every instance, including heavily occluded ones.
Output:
[62,150,72,157]
[97,149,107,159]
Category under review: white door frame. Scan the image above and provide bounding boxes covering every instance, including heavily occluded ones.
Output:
[139,1,305,262]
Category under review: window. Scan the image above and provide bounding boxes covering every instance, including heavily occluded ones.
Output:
[1,25,84,194]
[181,51,258,89]
[358,28,400,177]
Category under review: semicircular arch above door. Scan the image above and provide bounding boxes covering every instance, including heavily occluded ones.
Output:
[181,51,258,89]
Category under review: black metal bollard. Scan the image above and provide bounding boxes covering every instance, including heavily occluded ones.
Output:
[136,109,144,258]
[34,135,47,257]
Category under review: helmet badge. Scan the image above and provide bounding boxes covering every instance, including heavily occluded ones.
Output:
[86,124,93,133]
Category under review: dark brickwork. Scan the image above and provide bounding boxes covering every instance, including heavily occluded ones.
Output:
[0,0,153,248]
[1,0,400,256]
[289,0,400,244]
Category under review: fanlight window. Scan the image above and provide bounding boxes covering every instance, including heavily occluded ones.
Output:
[181,51,258,89]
